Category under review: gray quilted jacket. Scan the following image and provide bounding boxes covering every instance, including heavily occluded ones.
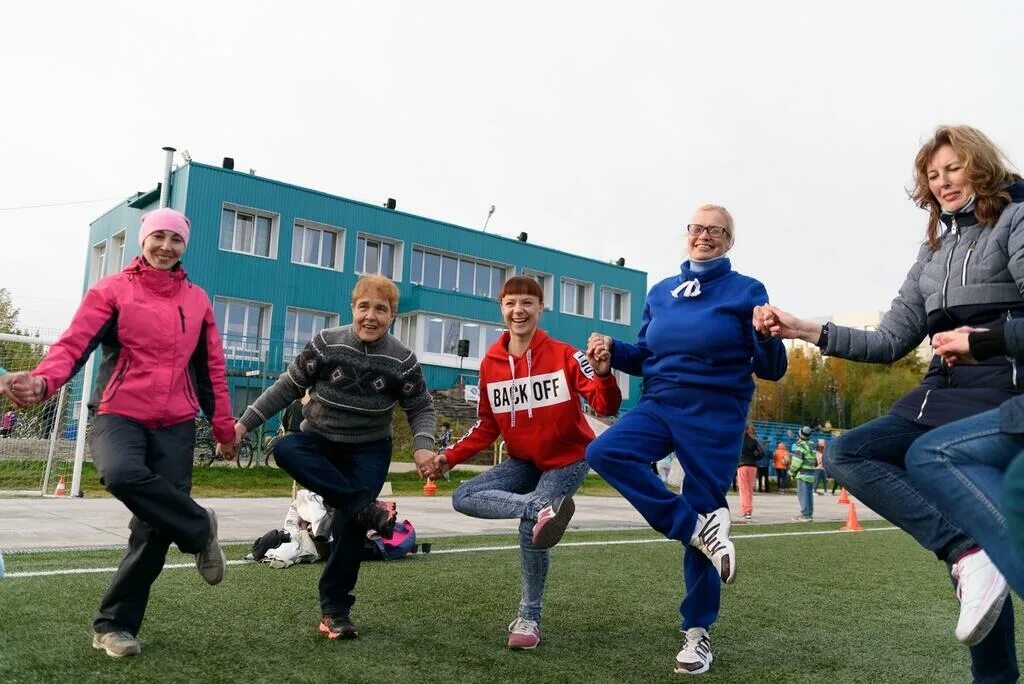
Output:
[823,181,1024,425]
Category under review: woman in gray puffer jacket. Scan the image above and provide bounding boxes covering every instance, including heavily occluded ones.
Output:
[757,125,1024,684]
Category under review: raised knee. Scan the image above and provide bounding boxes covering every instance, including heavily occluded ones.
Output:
[451,484,471,514]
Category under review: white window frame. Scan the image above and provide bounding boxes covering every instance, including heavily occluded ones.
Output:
[219,203,279,260]
[109,230,127,274]
[412,313,503,370]
[291,219,344,271]
[283,306,338,365]
[600,286,631,325]
[213,296,272,362]
[90,240,108,285]
[410,245,509,299]
[521,268,554,310]
[560,277,594,318]
[613,370,631,401]
[355,233,403,281]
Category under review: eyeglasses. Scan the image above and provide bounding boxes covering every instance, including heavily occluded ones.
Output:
[686,224,730,238]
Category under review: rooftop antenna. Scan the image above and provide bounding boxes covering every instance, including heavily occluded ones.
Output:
[482,204,496,232]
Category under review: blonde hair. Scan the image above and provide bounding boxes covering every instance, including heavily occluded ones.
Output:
[351,275,399,312]
[912,125,1021,250]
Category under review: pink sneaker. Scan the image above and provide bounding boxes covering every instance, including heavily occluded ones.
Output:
[532,496,575,549]
[507,617,540,650]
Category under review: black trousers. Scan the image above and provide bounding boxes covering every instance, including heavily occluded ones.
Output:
[273,432,391,618]
[89,414,210,635]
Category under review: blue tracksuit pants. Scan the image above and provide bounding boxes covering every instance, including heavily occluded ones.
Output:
[586,390,747,630]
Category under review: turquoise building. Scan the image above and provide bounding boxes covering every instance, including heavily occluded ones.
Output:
[84,157,646,416]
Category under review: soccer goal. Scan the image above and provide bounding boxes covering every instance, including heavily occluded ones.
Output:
[0,332,87,497]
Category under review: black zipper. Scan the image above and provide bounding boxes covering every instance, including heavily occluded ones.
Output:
[101,356,131,404]
[178,306,186,333]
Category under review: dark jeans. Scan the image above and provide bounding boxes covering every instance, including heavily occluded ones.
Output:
[826,413,1018,684]
[756,466,771,492]
[89,414,210,635]
[274,432,391,618]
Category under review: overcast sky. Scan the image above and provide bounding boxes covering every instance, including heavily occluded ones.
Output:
[2,1,1023,336]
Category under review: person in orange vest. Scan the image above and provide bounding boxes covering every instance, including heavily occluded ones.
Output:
[773,442,791,491]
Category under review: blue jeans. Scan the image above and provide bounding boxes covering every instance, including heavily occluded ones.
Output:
[813,470,828,493]
[274,432,392,618]
[452,457,590,623]
[905,408,1024,596]
[827,413,1018,684]
[796,479,814,518]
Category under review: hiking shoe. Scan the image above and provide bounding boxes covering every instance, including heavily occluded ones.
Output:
[196,508,226,585]
[791,516,813,522]
[532,496,575,549]
[690,507,735,584]
[674,627,712,674]
[92,630,141,658]
[507,617,541,650]
[952,549,1009,646]
[319,615,359,640]
[358,501,396,539]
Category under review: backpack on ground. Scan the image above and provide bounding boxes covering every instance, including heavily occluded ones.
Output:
[362,520,419,561]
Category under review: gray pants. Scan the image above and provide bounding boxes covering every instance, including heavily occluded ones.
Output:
[89,414,210,635]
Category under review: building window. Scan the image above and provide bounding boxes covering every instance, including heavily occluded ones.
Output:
[90,241,107,284]
[219,205,276,258]
[421,314,504,359]
[355,234,401,279]
[213,297,271,361]
[283,307,337,365]
[110,231,127,274]
[410,247,507,298]
[521,269,554,309]
[600,287,630,325]
[291,221,343,270]
[560,278,593,317]
[613,370,630,401]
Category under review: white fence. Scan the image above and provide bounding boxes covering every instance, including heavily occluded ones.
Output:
[0,332,91,497]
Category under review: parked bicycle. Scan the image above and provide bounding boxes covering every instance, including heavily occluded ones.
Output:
[193,417,255,468]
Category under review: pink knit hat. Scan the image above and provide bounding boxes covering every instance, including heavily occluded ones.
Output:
[139,208,191,249]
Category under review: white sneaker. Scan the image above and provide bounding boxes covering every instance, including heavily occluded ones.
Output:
[952,549,1009,646]
[674,627,712,675]
[689,508,735,584]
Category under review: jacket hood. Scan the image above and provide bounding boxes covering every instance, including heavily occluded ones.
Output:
[486,328,550,362]
[939,179,1024,230]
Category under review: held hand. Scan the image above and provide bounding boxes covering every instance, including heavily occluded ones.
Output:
[217,441,237,461]
[586,333,612,361]
[233,422,247,446]
[435,453,450,479]
[761,305,814,341]
[932,330,975,366]
[752,305,772,338]
[2,372,45,409]
[413,448,437,479]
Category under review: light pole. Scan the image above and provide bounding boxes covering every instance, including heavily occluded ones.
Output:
[482,205,496,232]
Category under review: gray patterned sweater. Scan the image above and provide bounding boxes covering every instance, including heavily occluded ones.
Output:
[239,325,436,450]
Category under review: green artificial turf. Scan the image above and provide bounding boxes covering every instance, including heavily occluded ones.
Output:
[2,523,1017,683]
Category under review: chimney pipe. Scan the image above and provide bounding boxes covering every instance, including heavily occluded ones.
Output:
[159,146,176,208]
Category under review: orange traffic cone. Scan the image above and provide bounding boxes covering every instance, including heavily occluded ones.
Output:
[838,487,850,504]
[422,478,437,496]
[840,501,864,532]
[53,475,66,497]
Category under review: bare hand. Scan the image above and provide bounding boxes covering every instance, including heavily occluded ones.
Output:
[586,333,612,377]
[216,441,237,460]
[752,305,772,337]
[434,453,450,479]
[233,422,247,446]
[413,448,437,479]
[932,327,982,366]
[759,305,817,342]
[1,372,45,408]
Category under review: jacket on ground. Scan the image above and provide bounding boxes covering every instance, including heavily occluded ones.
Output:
[445,329,621,470]
[31,257,235,444]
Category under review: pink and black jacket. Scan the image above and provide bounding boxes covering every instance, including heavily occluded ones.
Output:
[32,257,236,444]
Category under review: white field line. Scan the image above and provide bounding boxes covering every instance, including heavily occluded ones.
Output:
[4,526,899,579]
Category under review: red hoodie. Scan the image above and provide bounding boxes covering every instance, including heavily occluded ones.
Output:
[32,257,235,444]
[445,329,621,470]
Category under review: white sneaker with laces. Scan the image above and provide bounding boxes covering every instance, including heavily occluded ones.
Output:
[689,508,735,584]
[674,627,712,675]
[952,549,1009,646]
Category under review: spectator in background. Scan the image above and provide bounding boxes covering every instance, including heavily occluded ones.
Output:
[1,409,16,437]
[656,453,675,487]
[436,421,453,450]
[737,424,764,521]
[773,442,790,492]
[788,427,817,521]
[813,439,828,495]
[756,440,772,493]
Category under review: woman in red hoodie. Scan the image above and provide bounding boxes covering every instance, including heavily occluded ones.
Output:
[435,276,621,650]
[0,208,236,659]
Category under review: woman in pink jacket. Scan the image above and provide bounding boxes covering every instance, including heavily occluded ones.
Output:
[0,208,236,659]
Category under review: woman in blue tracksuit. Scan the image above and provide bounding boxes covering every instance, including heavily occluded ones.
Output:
[586,204,787,676]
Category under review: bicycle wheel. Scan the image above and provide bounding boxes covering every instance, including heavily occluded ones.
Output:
[262,435,280,468]
[236,440,254,468]
[193,438,215,467]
